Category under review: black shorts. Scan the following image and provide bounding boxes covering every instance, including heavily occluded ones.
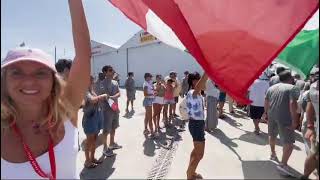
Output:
[249,105,264,120]
[174,96,179,103]
[188,120,205,142]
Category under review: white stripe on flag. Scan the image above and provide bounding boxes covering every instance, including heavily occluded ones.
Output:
[145,10,185,51]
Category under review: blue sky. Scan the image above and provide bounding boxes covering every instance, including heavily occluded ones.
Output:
[1,0,319,60]
[1,0,141,59]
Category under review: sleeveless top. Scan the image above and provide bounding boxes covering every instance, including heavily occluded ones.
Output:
[154,83,165,97]
[1,120,79,179]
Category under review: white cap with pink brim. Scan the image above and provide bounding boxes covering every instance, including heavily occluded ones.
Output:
[1,48,57,72]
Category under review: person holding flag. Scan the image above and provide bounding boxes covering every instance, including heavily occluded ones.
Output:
[1,0,91,178]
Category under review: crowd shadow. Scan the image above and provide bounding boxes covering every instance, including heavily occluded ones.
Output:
[207,129,303,179]
[225,110,250,120]
[80,155,116,180]
[220,115,247,132]
[219,114,302,151]
[207,129,242,161]
[242,160,302,179]
[238,131,301,151]
[142,117,183,157]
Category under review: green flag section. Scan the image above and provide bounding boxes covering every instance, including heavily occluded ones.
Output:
[277,29,319,79]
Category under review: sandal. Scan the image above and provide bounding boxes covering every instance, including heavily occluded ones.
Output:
[84,161,97,169]
[143,129,149,135]
[92,158,103,164]
[192,173,203,179]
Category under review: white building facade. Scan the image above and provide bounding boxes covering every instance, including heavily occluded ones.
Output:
[91,30,203,87]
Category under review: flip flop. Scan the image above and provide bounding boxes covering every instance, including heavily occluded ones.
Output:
[192,173,203,179]
[93,158,103,164]
[84,162,97,169]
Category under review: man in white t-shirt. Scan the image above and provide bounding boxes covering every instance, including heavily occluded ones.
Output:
[248,74,269,134]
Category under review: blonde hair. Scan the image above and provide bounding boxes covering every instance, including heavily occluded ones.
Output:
[1,69,74,130]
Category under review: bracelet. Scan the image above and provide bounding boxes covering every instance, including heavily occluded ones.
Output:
[307,124,315,129]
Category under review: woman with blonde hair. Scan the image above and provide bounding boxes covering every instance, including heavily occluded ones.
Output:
[1,0,91,179]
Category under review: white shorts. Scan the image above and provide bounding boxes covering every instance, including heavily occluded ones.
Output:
[153,96,164,105]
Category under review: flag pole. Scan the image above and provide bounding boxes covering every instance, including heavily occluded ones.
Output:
[54,46,57,63]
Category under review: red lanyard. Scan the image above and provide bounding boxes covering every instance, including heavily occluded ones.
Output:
[11,123,56,180]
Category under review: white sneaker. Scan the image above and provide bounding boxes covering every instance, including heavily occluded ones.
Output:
[277,164,295,177]
[109,143,123,150]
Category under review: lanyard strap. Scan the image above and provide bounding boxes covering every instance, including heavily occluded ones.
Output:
[12,123,56,180]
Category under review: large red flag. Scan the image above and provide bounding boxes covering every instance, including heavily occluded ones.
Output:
[110,0,319,103]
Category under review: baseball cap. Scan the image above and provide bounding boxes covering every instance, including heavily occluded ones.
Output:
[1,48,57,72]
[169,71,177,75]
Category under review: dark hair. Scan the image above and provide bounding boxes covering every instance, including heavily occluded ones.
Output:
[55,59,72,73]
[279,70,292,82]
[270,73,276,78]
[98,72,105,80]
[294,74,301,80]
[276,67,286,75]
[156,74,162,79]
[187,72,201,90]
[184,71,189,75]
[167,79,174,83]
[102,65,113,73]
[128,72,134,77]
[144,73,152,79]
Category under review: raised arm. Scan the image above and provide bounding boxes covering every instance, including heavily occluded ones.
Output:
[193,73,208,96]
[64,0,91,121]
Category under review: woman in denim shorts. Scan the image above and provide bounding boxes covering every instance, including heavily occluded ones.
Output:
[186,72,208,180]
[143,73,155,137]
[163,79,175,126]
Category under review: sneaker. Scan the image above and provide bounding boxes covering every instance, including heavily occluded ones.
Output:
[103,148,116,157]
[173,114,179,117]
[109,143,122,150]
[270,154,279,162]
[277,164,295,177]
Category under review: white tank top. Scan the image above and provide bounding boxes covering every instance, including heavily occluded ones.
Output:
[1,120,79,179]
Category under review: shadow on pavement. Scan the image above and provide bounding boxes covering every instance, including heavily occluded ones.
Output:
[219,115,302,151]
[143,137,158,157]
[142,118,183,156]
[226,110,250,120]
[221,116,246,132]
[242,160,302,179]
[80,155,116,180]
[207,129,242,161]
[208,128,303,179]
[238,131,301,151]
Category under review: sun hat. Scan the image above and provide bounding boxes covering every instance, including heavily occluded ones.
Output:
[1,48,57,72]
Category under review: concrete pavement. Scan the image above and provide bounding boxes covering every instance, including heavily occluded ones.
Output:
[77,89,314,179]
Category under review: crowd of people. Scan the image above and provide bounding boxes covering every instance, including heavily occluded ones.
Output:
[117,65,318,179]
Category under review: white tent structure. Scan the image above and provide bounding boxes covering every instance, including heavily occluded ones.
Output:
[91,30,203,87]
